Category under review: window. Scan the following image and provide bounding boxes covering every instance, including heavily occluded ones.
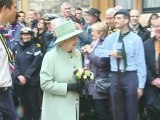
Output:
[114,0,133,9]
[143,0,160,13]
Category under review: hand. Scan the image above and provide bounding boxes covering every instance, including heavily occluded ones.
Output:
[137,88,143,99]
[109,50,122,58]
[81,45,93,53]
[18,75,27,85]
[27,17,33,24]
[151,78,160,88]
[33,28,38,37]
[74,23,82,30]
[67,82,85,93]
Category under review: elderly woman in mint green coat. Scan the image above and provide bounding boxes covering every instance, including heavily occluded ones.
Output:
[40,20,83,120]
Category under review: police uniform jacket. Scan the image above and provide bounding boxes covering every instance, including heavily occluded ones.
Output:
[14,40,42,86]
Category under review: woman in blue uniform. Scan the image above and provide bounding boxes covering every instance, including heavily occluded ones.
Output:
[14,27,42,120]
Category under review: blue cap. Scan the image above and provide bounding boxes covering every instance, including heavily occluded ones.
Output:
[114,9,130,18]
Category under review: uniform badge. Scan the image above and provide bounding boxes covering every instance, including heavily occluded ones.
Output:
[36,44,41,48]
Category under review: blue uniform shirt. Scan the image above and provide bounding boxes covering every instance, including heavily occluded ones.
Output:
[94,31,146,88]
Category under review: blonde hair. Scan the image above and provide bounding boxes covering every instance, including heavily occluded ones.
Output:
[91,22,108,36]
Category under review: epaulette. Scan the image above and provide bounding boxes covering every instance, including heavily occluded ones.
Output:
[112,29,117,32]
[36,43,41,48]
[108,28,117,34]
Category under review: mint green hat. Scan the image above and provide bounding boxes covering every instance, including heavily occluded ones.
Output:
[54,20,83,44]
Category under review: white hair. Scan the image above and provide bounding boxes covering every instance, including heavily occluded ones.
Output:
[50,18,66,26]
[61,2,71,10]
[105,7,117,15]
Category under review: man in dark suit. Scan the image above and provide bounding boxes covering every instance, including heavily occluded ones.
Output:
[129,9,150,42]
[144,17,160,120]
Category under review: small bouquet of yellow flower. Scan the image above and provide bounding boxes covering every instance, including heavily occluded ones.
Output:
[73,68,94,94]
[73,68,94,81]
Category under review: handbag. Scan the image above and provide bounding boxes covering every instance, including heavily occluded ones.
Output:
[146,94,160,113]
[94,76,110,95]
[79,84,96,120]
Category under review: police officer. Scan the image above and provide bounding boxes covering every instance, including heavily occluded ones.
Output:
[14,27,42,120]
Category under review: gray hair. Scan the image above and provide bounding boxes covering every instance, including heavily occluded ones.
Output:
[105,7,116,15]
[61,2,71,10]
[50,18,66,26]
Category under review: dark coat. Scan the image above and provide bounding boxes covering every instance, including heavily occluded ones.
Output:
[41,31,56,55]
[77,24,92,48]
[88,40,110,79]
[35,30,56,56]
[14,40,42,86]
[144,37,160,105]
[85,38,110,99]
[130,24,150,42]
[144,37,160,83]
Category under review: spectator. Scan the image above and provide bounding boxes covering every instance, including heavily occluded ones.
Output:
[27,9,38,29]
[105,7,117,34]
[144,17,160,120]
[36,10,43,21]
[81,22,111,120]
[18,11,27,27]
[74,7,85,27]
[78,8,101,49]
[60,2,75,21]
[8,12,23,49]
[129,9,150,41]
[33,17,48,48]
[146,13,159,37]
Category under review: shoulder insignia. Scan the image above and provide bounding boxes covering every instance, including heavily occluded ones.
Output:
[36,43,41,48]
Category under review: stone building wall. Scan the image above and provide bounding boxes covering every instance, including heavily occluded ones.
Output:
[29,0,90,15]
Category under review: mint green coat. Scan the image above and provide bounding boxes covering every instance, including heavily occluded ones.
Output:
[40,45,82,120]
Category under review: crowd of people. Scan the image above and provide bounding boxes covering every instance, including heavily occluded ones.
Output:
[1,0,160,120]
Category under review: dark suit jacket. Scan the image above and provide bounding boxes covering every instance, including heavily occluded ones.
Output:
[144,37,160,84]
[130,24,150,42]
[138,24,150,41]
[144,37,160,104]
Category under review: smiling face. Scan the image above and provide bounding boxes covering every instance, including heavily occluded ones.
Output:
[18,12,26,22]
[115,14,129,29]
[85,13,97,25]
[61,3,72,18]
[21,34,32,42]
[105,14,115,28]
[91,30,101,40]
[37,19,45,29]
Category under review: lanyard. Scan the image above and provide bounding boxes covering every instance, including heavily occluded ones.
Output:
[0,33,13,63]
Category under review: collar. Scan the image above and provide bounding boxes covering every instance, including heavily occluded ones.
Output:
[129,23,139,31]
